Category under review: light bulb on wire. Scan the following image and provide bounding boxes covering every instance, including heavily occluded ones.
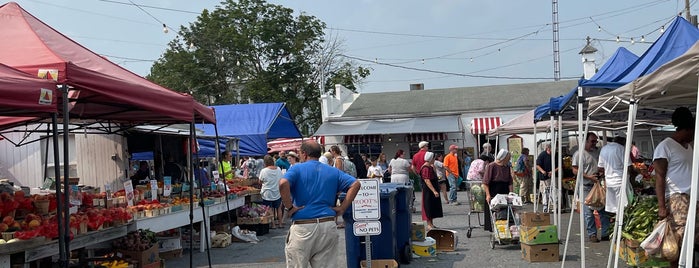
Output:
[616,36,620,43]
[236,60,240,66]
[641,35,645,42]
[469,58,473,62]
[597,26,601,32]
[162,24,168,34]
[660,26,665,33]
[630,37,635,44]
[220,55,225,62]
[189,43,194,50]
[421,59,425,64]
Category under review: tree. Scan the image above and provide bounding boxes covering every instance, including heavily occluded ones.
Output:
[148,0,369,135]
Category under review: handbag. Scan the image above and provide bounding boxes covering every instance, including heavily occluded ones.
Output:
[584,181,605,210]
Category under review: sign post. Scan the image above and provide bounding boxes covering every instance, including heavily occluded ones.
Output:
[352,178,381,268]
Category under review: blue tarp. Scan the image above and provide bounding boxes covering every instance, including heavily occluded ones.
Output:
[533,47,639,121]
[197,103,302,156]
[132,151,153,161]
[579,16,699,89]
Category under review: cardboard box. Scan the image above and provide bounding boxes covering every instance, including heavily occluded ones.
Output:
[519,225,558,245]
[427,228,458,252]
[159,248,183,260]
[521,243,559,262]
[118,244,159,268]
[411,222,426,241]
[520,212,551,227]
[494,220,511,239]
[360,259,398,268]
[615,240,649,267]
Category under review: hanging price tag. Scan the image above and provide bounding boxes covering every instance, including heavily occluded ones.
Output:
[163,176,172,197]
[150,179,158,201]
[123,180,134,207]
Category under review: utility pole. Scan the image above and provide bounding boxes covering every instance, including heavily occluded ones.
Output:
[552,0,560,81]
[685,0,698,26]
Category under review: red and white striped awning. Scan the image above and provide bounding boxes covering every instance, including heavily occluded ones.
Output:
[267,136,325,153]
[406,133,446,143]
[344,135,382,144]
[470,117,502,135]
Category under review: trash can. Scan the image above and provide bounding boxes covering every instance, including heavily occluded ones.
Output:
[381,183,412,264]
[341,188,397,268]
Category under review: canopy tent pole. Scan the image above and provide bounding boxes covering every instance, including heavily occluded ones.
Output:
[557,115,563,240]
[608,100,638,268]
[213,124,233,229]
[550,115,557,228]
[43,124,50,180]
[679,78,699,267]
[649,128,656,151]
[533,123,539,212]
[187,125,194,268]
[562,87,587,267]
[495,135,499,152]
[61,84,71,268]
[477,134,481,157]
[192,123,213,267]
[51,113,67,267]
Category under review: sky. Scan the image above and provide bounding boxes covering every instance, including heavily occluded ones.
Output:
[7,0,693,93]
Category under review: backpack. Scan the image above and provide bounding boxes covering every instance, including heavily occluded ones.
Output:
[341,157,358,177]
[514,156,526,176]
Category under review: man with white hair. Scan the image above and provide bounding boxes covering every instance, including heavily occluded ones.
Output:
[481,143,494,161]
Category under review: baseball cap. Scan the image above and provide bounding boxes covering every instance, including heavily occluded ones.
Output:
[418,141,429,148]
[449,144,458,150]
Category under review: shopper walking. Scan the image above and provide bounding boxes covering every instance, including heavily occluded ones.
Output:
[598,135,634,215]
[572,133,610,242]
[536,143,554,213]
[483,149,514,232]
[444,144,460,205]
[515,148,533,204]
[259,155,284,229]
[420,152,443,230]
[388,149,411,184]
[279,141,360,268]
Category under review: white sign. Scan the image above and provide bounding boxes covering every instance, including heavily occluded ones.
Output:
[353,221,382,236]
[163,176,172,197]
[352,178,381,221]
[123,180,134,207]
[150,179,158,201]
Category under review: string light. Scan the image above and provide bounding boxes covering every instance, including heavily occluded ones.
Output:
[421,59,425,64]
[236,60,240,66]
[188,42,194,50]
[641,35,645,42]
[597,26,601,32]
[469,58,473,62]
[660,25,665,33]
[616,36,620,43]
[630,37,635,44]
[220,55,225,62]
[162,24,168,34]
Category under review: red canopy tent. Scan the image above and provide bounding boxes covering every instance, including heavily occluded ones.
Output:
[0,63,57,115]
[0,2,214,124]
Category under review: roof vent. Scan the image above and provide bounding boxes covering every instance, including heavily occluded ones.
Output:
[410,83,424,91]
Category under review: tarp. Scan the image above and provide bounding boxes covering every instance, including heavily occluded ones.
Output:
[0,2,214,124]
[198,103,302,156]
[0,63,57,115]
[580,16,699,89]
[313,115,462,136]
[533,47,639,121]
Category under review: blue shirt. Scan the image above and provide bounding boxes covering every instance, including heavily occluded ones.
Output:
[276,158,291,170]
[284,160,356,221]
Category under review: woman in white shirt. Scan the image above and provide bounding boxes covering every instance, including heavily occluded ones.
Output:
[388,149,412,184]
[653,107,695,265]
[259,155,284,228]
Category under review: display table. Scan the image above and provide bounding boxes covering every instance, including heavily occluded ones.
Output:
[0,225,128,268]
[128,197,245,252]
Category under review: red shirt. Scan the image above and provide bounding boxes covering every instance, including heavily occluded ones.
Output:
[412,149,427,172]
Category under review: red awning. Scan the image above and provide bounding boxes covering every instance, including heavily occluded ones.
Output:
[0,3,215,124]
[267,137,325,153]
[406,133,446,143]
[470,117,502,135]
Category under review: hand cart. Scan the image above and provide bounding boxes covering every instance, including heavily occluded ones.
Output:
[489,194,522,249]
[465,180,485,238]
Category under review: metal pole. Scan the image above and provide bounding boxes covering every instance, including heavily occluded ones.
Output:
[52,113,67,267]
[549,115,556,224]
[61,84,71,266]
[533,122,539,212]
[213,124,232,228]
[365,235,372,268]
[192,123,213,268]
[557,115,563,240]
[679,78,699,267]
[188,128,194,268]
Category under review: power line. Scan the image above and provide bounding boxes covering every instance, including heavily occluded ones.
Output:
[341,54,579,80]
[97,0,201,14]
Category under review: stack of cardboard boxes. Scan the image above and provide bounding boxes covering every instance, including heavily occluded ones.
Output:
[519,212,559,262]
[410,222,436,257]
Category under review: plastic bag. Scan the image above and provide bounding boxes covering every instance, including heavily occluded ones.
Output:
[231,226,259,243]
[584,182,605,210]
[661,221,679,262]
[640,219,667,255]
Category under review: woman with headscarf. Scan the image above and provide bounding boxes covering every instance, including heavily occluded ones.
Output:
[420,152,443,230]
[352,153,368,179]
[482,149,514,232]
[388,149,411,184]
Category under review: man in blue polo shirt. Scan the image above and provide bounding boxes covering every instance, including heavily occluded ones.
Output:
[279,140,360,268]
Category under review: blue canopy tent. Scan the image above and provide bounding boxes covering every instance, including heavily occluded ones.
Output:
[197,103,302,156]
[533,47,639,122]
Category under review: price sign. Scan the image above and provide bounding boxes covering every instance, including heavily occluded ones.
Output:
[150,179,158,201]
[163,176,172,197]
[352,178,381,221]
[123,180,134,207]
[353,221,382,236]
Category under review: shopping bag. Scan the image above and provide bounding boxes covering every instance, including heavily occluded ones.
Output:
[584,182,605,210]
[457,176,464,187]
[640,219,667,255]
[662,221,680,262]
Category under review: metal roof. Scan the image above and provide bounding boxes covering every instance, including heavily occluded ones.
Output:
[340,80,578,119]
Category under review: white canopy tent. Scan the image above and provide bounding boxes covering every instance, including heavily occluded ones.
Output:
[587,41,699,268]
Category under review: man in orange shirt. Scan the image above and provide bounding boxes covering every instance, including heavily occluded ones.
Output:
[444,145,460,205]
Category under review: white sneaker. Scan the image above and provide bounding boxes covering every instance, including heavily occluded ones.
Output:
[451,201,460,206]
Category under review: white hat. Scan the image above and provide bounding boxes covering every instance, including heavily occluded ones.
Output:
[496,149,509,161]
[424,151,435,162]
[483,143,492,148]
[418,141,429,148]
